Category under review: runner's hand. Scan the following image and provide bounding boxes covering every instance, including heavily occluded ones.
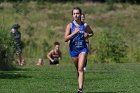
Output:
[84,32,89,39]
[51,59,54,63]
[74,26,80,34]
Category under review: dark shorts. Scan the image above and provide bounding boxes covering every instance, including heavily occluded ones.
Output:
[70,47,88,58]
[16,46,22,55]
[50,58,59,65]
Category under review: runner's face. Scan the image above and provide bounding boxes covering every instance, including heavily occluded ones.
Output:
[55,45,59,51]
[72,9,81,21]
[81,15,85,22]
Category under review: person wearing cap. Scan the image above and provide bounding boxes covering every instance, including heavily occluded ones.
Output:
[11,24,25,66]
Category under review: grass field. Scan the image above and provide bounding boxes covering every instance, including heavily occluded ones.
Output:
[0,1,140,93]
[0,62,140,93]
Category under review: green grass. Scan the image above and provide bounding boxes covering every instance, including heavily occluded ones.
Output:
[0,2,140,92]
[0,62,140,93]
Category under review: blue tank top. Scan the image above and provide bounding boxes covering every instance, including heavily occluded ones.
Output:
[69,21,87,50]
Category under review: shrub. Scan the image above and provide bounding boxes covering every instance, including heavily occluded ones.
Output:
[133,46,140,62]
[96,27,128,63]
[0,28,15,70]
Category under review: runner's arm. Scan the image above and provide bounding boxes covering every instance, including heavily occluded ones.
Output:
[47,50,54,62]
[64,23,79,42]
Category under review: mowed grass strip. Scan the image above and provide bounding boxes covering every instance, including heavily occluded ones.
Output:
[0,63,140,93]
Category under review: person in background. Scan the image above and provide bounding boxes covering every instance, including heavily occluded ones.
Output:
[81,13,94,71]
[11,24,25,66]
[36,58,44,65]
[47,42,61,65]
[64,7,93,93]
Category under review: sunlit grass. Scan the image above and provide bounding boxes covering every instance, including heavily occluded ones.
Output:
[0,63,140,93]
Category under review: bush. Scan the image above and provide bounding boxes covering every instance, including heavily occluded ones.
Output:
[96,27,128,63]
[0,28,15,70]
[133,46,140,62]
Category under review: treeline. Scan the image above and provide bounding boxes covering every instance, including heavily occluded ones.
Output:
[0,0,140,4]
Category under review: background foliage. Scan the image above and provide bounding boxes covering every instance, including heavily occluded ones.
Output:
[0,0,140,4]
[0,28,15,70]
[0,1,140,69]
[96,27,128,63]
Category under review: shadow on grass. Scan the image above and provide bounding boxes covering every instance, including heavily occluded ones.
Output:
[86,91,126,93]
[0,67,33,79]
[86,92,116,93]
[0,72,32,79]
[48,91,125,93]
